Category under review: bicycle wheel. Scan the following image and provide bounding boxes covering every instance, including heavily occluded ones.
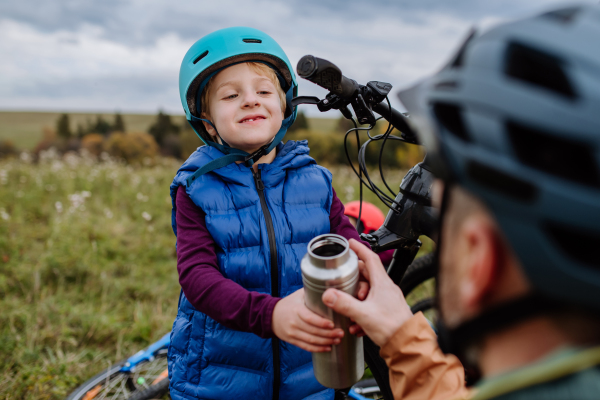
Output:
[348,378,381,399]
[66,350,170,400]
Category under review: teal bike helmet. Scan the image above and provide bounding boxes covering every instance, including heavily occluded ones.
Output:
[179,27,298,180]
[399,5,600,311]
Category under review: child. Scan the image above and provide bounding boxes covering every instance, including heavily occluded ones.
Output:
[168,27,367,400]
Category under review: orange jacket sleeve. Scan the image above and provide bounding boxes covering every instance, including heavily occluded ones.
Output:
[379,312,470,400]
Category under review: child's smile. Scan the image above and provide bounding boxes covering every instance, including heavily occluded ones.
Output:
[203,63,284,154]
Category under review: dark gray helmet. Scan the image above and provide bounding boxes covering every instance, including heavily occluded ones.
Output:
[398,5,600,310]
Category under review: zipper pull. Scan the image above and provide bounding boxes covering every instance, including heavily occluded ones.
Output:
[253,169,264,191]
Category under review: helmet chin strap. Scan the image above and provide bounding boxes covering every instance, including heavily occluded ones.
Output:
[434,183,564,385]
[186,111,293,187]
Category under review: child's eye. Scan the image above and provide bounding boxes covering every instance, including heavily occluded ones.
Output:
[258,90,272,95]
[223,94,238,100]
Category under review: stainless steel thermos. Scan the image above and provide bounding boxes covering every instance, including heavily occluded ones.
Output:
[301,234,364,388]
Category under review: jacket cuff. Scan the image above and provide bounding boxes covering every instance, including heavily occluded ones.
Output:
[380,312,436,360]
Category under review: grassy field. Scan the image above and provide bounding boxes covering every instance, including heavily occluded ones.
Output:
[0,111,339,151]
[0,152,432,399]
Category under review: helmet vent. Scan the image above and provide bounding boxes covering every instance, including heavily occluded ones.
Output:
[193,50,209,65]
[507,121,600,188]
[467,161,537,202]
[243,38,262,43]
[544,222,600,269]
[540,7,580,24]
[504,42,577,100]
[432,102,470,142]
[447,29,476,69]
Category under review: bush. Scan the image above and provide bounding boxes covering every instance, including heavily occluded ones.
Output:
[0,140,17,159]
[161,134,182,159]
[104,132,159,164]
[81,134,105,157]
[179,122,201,160]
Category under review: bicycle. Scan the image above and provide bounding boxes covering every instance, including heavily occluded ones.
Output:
[66,333,171,400]
[292,55,438,400]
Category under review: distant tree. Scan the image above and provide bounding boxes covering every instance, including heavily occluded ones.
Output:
[288,111,309,132]
[76,123,86,138]
[92,115,112,136]
[113,112,126,132]
[337,115,355,133]
[148,110,180,146]
[56,114,72,139]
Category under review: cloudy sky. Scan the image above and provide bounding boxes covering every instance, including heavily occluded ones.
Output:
[0,0,595,117]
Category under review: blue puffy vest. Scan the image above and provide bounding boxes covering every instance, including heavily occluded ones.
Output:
[168,141,335,400]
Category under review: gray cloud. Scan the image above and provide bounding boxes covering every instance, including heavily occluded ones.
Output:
[0,0,596,115]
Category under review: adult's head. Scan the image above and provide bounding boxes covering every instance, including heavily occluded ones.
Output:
[399,4,600,371]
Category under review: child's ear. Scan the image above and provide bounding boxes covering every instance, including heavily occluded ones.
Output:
[201,113,217,138]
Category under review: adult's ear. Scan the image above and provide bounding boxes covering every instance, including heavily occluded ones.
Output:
[459,217,502,313]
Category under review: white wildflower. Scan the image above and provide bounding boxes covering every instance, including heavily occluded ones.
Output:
[104,208,113,219]
[147,225,155,232]
[0,208,9,221]
[142,212,152,221]
[67,191,90,211]
[344,185,355,202]
[20,152,32,163]
[136,192,148,202]
[55,201,63,213]
[0,170,7,185]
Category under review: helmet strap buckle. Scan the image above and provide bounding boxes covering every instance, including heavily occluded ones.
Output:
[244,144,270,167]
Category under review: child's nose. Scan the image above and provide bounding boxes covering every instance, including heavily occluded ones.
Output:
[241,91,260,108]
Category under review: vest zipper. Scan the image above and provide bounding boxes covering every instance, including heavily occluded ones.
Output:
[253,169,280,400]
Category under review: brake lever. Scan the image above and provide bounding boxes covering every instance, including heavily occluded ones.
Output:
[290,96,321,108]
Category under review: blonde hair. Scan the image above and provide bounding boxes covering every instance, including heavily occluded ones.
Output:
[201,62,286,119]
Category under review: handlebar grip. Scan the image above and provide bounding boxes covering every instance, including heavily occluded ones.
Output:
[297,55,359,98]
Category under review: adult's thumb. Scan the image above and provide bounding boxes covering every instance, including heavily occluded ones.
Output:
[322,288,362,320]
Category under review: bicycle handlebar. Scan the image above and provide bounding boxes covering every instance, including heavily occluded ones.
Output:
[297,55,359,99]
[295,55,418,142]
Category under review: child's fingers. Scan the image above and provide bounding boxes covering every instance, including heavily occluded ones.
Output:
[357,281,369,300]
[298,322,344,339]
[293,330,341,347]
[297,307,334,329]
[358,260,370,281]
[294,341,332,353]
[349,324,365,337]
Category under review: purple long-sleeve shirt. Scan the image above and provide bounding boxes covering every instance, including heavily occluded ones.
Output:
[175,185,370,339]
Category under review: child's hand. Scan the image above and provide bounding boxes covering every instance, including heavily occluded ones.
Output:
[272,288,344,353]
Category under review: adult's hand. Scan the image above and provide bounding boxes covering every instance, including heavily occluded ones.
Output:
[322,239,413,347]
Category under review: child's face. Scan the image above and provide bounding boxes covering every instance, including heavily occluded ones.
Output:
[203,63,284,154]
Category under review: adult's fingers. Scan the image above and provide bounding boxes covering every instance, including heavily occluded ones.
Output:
[349,239,385,284]
[322,288,364,323]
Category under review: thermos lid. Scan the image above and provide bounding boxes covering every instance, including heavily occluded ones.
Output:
[301,234,359,286]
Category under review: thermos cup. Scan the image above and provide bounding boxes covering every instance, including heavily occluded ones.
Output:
[301,234,364,388]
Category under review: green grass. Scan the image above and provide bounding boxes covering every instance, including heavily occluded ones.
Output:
[0,153,432,399]
[0,111,338,151]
